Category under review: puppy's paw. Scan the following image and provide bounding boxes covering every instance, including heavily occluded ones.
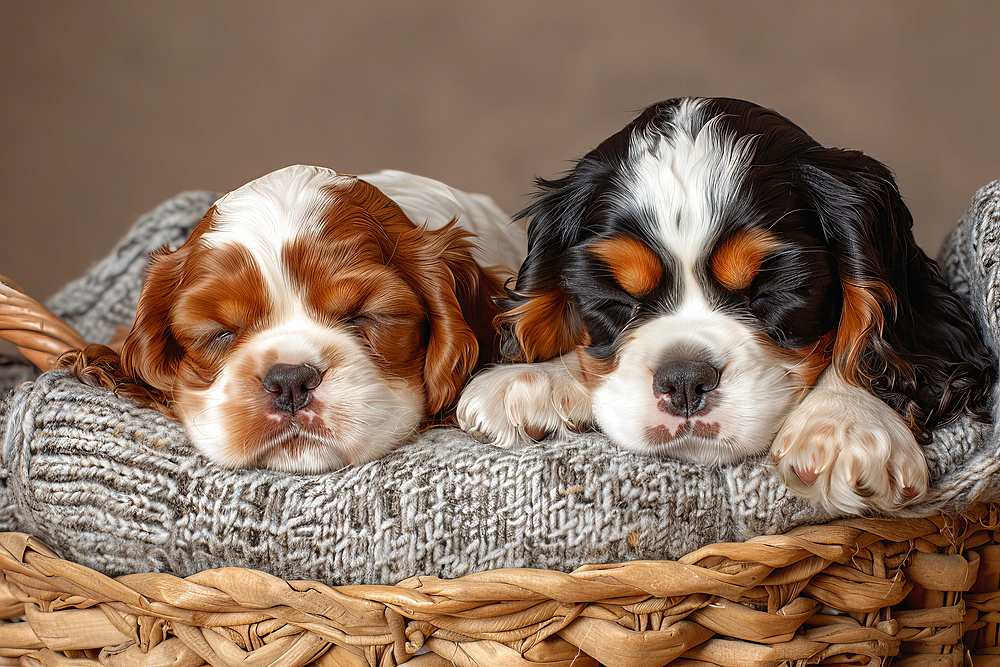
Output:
[770,375,929,515]
[456,358,593,447]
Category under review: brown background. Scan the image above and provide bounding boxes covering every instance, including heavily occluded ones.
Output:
[2,1,999,304]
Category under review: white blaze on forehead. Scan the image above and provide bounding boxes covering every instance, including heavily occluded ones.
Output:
[210,164,351,245]
[624,99,755,304]
[204,165,353,295]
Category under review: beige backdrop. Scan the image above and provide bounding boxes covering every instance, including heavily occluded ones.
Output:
[2,1,999,303]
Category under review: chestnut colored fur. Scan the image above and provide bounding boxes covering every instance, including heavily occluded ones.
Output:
[61,167,509,471]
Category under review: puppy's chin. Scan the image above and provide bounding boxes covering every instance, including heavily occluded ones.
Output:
[171,348,425,473]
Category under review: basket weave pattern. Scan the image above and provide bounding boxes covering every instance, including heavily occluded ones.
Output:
[2,504,998,666]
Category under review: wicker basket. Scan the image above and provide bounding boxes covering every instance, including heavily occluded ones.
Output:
[2,504,997,667]
[4,185,1000,666]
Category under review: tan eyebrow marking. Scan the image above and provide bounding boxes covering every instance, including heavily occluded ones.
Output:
[711,228,781,291]
[589,236,663,296]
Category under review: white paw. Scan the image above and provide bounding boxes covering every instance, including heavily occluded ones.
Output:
[770,372,929,515]
[456,357,593,447]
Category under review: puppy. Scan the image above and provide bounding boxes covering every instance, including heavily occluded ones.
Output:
[457,97,995,514]
[65,165,524,472]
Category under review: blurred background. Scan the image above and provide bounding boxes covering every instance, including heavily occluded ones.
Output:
[2,1,999,303]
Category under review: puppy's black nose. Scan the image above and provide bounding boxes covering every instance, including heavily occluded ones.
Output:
[263,363,322,413]
[653,361,720,417]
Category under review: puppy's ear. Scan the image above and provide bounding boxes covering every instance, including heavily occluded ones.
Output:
[800,150,995,435]
[498,170,597,362]
[118,242,190,401]
[395,220,505,415]
[46,232,191,417]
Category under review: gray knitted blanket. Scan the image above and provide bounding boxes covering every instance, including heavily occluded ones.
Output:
[2,183,1000,585]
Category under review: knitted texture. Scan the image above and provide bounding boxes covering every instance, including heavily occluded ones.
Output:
[2,183,1000,585]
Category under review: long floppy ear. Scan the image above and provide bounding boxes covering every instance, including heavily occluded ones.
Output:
[498,170,598,362]
[117,242,191,405]
[53,240,194,418]
[394,220,506,415]
[800,149,995,436]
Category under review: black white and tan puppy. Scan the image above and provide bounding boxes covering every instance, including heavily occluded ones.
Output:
[457,97,995,514]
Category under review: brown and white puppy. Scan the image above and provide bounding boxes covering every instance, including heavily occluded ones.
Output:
[66,165,525,472]
[457,97,995,514]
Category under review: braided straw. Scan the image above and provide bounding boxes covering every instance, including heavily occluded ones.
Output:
[2,504,997,667]
[0,274,86,371]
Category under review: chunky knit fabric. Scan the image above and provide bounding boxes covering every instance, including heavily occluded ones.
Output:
[2,184,999,585]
